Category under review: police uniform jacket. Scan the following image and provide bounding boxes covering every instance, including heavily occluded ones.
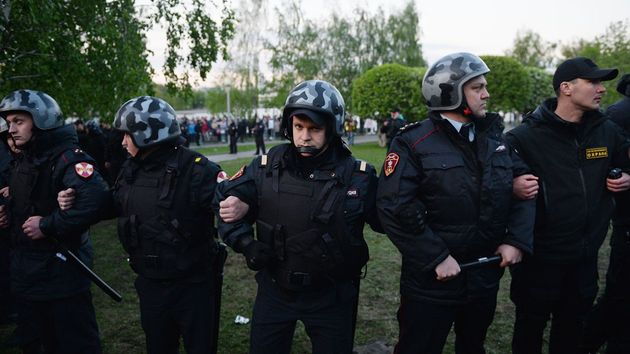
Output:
[113,143,223,281]
[377,112,534,305]
[214,140,382,289]
[606,96,630,227]
[8,125,110,300]
[506,98,630,263]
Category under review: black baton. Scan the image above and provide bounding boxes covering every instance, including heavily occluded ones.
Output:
[55,243,123,302]
[459,255,502,270]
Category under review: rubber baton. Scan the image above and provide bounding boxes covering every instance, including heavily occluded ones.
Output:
[459,255,502,270]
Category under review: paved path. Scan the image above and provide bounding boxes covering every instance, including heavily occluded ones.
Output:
[198,134,380,162]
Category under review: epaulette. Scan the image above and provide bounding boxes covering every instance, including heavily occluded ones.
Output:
[354,159,369,173]
[398,121,424,134]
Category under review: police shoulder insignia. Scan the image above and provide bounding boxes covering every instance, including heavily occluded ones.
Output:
[75,162,94,179]
[230,165,246,181]
[399,121,422,133]
[216,170,229,183]
[384,153,400,177]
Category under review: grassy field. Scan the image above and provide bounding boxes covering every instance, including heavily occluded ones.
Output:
[0,142,611,353]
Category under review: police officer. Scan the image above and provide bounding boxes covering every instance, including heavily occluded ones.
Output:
[214,80,382,354]
[377,52,535,354]
[508,58,630,354]
[95,96,225,354]
[0,90,109,353]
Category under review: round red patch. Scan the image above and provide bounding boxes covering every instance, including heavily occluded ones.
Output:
[74,162,94,178]
[384,153,400,177]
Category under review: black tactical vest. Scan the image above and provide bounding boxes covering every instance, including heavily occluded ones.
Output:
[10,148,90,251]
[254,145,369,291]
[116,146,215,280]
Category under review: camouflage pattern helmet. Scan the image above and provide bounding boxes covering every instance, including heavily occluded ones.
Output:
[282,80,345,137]
[422,52,490,111]
[0,118,7,133]
[0,90,64,130]
[113,96,180,148]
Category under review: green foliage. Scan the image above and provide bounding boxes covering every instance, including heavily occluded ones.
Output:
[506,29,557,69]
[352,64,427,122]
[522,66,554,114]
[0,0,235,121]
[561,20,630,107]
[0,0,153,122]
[480,56,530,113]
[205,86,259,117]
[264,0,425,111]
[151,0,235,94]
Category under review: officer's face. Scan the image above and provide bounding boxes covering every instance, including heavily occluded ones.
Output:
[6,112,34,148]
[122,133,139,157]
[463,75,490,118]
[292,115,327,157]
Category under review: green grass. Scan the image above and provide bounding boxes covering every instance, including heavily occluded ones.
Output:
[0,142,612,353]
[193,140,282,156]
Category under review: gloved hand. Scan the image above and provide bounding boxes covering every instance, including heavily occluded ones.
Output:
[242,241,274,271]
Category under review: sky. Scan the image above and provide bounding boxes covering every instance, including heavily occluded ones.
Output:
[146,0,630,88]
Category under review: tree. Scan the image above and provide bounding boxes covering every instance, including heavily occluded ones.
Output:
[0,0,153,120]
[0,0,235,121]
[522,66,554,114]
[561,20,630,107]
[352,64,427,123]
[263,0,425,110]
[480,56,530,114]
[506,29,557,69]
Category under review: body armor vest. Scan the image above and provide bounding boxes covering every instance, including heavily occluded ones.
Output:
[116,147,215,280]
[255,145,368,290]
[10,148,89,251]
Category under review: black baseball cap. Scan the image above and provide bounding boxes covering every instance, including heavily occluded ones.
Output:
[391,107,401,113]
[290,109,327,127]
[553,57,618,91]
[616,73,630,96]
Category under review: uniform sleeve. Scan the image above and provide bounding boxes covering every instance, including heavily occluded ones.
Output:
[503,145,535,254]
[376,135,449,272]
[190,157,223,213]
[363,165,384,233]
[504,132,532,177]
[212,158,260,253]
[39,160,111,241]
[609,122,630,169]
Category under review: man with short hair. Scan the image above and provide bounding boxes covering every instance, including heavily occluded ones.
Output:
[0,90,110,353]
[508,57,630,354]
[377,52,535,354]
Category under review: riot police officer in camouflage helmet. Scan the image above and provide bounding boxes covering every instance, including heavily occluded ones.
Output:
[214,79,383,353]
[0,89,110,353]
[60,96,228,354]
[377,53,535,354]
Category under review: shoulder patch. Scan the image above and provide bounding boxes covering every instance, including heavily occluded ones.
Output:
[230,165,246,181]
[216,170,229,183]
[384,153,400,177]
[74,162,94,179]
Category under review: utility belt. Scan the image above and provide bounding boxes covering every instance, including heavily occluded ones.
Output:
[269,266,353,292]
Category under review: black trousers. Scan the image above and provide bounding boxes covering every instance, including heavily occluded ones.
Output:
[229,136,238,154]
[393,293,497,354]
[135,276,217,354]
[510,257,598,354]
[255,136,266,155]
[16,290,102,354]
[249,271,357,354]
[583,226,630,354]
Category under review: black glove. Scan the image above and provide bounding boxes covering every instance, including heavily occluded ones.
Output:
[242,241,274,271]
